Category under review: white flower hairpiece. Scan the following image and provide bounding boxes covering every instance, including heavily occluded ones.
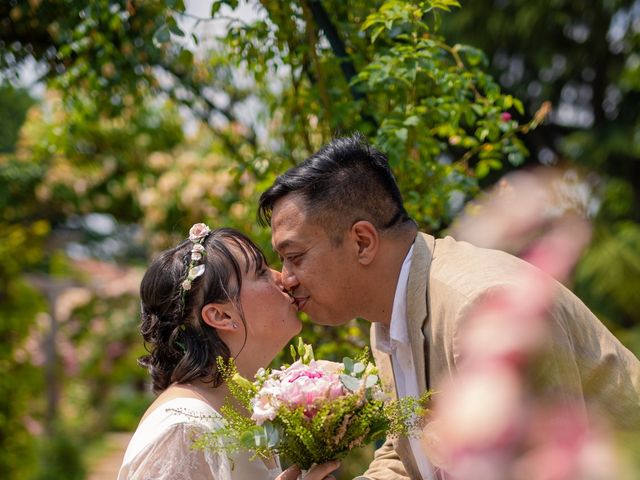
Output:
[181,223,211,292]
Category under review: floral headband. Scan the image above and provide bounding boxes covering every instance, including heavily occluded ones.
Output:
[181,222,211,293]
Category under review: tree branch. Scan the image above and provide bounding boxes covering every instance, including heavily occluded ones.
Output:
[304,0,378,129]
[159,62,257,148]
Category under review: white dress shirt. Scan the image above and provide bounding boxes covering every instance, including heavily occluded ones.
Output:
[374,244,435,480]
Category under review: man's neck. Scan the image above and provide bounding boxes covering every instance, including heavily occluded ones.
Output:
[366,230,417,327]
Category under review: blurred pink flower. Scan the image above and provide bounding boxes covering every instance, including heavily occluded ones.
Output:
[428,366,526,465]
[512,406,616,480]
[23,416,44,436]
[423,168,620,480]
[459,288,549,369]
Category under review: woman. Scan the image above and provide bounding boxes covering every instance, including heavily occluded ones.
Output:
[118,224,339,479]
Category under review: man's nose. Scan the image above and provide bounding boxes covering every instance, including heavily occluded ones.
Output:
[280,264,299,292]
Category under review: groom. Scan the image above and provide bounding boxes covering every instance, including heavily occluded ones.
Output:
[258,133,640,480]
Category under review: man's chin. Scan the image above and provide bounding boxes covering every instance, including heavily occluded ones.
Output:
[307,313,351,327]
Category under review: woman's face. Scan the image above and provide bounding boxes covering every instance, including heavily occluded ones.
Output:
[236,255,302,358]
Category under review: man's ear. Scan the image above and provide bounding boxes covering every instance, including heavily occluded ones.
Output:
[350,220,379,265]
[201,302,237,330]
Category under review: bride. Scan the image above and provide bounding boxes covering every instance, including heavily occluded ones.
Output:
[118,224,340,479]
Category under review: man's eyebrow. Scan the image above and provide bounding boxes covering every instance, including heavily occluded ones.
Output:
[273,238,298,252]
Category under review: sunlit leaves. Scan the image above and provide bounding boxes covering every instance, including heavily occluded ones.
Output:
[354,0,531,228]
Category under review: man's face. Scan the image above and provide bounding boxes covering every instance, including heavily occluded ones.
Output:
[270,195,360,326]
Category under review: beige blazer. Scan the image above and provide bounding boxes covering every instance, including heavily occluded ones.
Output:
[358,233,640,480]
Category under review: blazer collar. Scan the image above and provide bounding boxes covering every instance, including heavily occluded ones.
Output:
[405,232,436,393]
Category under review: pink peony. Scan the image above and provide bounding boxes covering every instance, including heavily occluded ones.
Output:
[251,360,346,423]
[280,361,346,410]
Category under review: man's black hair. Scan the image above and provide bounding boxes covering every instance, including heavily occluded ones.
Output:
[258,132,414,244]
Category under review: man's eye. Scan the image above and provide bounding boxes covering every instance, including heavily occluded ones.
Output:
[287,254,302,264]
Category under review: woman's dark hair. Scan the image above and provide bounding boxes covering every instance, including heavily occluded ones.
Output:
[138,227,266,394]
[258,132,414,245]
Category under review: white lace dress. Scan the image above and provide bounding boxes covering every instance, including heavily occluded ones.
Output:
[118,397,281,480]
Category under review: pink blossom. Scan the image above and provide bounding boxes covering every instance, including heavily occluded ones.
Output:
[424,168,621,480]
[251,360,346,424]
[251,394,280,425]
[500,112,512,122]
[280,361,345,410]
[433,366,526,455]
[188,223,210,241]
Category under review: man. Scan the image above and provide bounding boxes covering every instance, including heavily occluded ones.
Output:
[258,133,640,479]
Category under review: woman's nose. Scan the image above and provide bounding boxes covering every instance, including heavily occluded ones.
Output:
[271,268,284,287]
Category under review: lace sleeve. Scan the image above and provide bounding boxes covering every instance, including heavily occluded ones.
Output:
[118,422,232,480]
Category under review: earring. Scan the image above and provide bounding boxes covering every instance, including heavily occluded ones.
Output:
[232,322,238,329]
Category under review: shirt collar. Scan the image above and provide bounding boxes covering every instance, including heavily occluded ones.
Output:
[375,243,415,354]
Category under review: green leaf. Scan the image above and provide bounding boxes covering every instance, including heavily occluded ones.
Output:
[339,374,361,392]
[240,426,269,448]
[395,128,408,142]
[361,15,380,32]
[177,49,194,67]
[513,98,525,115]
[371,25,386,44]
[342,356,354,374]
[403,115,420,126]
[264,422,281,447]
[456,44,487,67]
[167,17,185,37]
[352,362,365,375]
[476,160,490,178]
[211,2,222,16]
[507,152,525,166]
[153,25,171,46]
[365,374,379,388]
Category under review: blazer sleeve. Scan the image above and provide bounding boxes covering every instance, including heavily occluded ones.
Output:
[352,437,411,480]
[544,287,640,430]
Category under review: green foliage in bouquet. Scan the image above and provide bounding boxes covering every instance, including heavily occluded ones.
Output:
[194,339,431,470]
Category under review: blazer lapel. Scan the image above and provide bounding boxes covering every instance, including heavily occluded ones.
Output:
[406,233,436,393]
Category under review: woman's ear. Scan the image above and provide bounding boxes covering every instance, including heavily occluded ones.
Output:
[350,220,379,266]
[201,302,238,330]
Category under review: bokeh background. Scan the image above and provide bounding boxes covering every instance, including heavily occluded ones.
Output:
[1,1,639,478]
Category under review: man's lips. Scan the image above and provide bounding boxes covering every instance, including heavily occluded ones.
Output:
[293,296,309,311]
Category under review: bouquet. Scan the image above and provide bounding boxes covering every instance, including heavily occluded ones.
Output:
[195,338,431,469]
